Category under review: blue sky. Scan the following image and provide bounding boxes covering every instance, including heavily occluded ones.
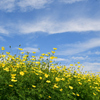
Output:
[0,0,100,74]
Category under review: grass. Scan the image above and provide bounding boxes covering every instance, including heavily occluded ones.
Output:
[0,46,100,100]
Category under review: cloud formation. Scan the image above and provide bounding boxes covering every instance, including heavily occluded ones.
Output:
[59,0,84,4]
[23,47,40,53]
[0,26,9,34]
[0,0,52,12]
[17,0,52,11]
[0,0,15,12]
[17,18,100,34]
[56,37,100,55]
[0,0,85,12]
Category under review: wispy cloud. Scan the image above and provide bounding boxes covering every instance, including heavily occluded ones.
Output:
[59,0,84,4]
[95,51,100,55]
[0,26,9,34]
[23,47,40,53]
[71,56,88,60]
[81,62,100,74]
[0,36,5,41]
[0,0,52,12]
[56,37,100,55]
[0,0,15,12]
[17,18,100,34]
[17,0,52,11]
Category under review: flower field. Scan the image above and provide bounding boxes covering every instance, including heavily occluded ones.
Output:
[0,46,100,100]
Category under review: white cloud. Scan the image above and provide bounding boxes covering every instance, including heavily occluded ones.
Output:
[56,37,100,55]
[72,56,88,60]
[0,0,15,12]
[81,62,100,74]
[23,47,40,53]
[0,0,84,12]
[0,0,52,12]
[17,18,100,34]
[95,51,100,55]
[17,0,52,11]
[0,26,9,34]
[0,36,5,41]
[54,58,69,62]
[59,0,84,4]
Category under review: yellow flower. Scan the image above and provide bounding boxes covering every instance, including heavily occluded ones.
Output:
[49,60,53,63]
[48,96,51,98]
[55,77,60,82]
[61,78,65,81]
[32,56,35,58]
[11,79,17,82]
[53,84,58,88]
[47,52,50,54]
[93,92,96,95]
[69,86,73,89]
[41,53,45,56]
[3,67,9,71]
[11,76,16,79]
[2,55,6,58]
[11,74,16,77]
[45,74,49,78]
[46,80,51,83]
[21,52,24,54]
[72,92,75,95]
[45,54,49,56]
[60,88,63,91]
[36,62,40,64]
[32,85,36,88]
[77,62,80,64]
[2,63,5,67]
[78,66,81,68]
[9,85,13,87]
[50,56,54,59]
[78,82,82,85]
[51,51,55,53]
[20,71,24,76]
[18,48,23,50]
[39,77,42,80]
[75,64,77,66]
[70,64,73,66]
[6,52,10,54]
[32,52,36,54]
[1,47,5,50]
[53,48,57,50]
[76,94,79,96]
[40,56,44,59]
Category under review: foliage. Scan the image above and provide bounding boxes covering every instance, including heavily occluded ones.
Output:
[0,46,100,100]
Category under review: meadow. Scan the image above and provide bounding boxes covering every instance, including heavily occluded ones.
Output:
[0,46,100,100]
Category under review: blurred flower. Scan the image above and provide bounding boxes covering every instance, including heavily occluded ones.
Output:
[1,47,5,50]
[77,62,80,64]
[11,79,17,82]
[6,52,10,54]
[48,96,51,98]
[70,64,73,66]
[18,48,23,50]
[51,51,55,53]
[20,71,24,76]
[45,74,49,78]
[32,85,36,88]
[39,77,42,80]
[53,48,57,50]
[32,52,36,54]
[9,85,13,87]
[60,88,63,91]
[69,86,73,89]
[46,80,51,83]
